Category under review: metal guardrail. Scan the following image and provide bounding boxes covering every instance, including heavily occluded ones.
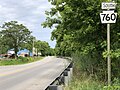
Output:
[45,59,73,90]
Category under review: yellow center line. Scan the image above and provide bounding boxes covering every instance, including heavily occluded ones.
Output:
[0,65,38,77]
[0,57,55,77]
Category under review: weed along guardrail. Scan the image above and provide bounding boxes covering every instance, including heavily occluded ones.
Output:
[45,60,73,90]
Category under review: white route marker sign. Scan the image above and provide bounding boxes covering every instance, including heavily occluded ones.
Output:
[100,11,117,23]
[100,2,117,86]
[102,2,117,9]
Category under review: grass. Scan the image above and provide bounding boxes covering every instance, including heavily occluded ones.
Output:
[0,56,44,66]
[65,72,104,90]
[67,52,120,90]
[65,71,120,90]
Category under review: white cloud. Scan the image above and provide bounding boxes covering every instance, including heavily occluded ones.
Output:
[0,0,56,48]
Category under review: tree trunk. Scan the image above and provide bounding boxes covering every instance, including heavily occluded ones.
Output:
[14,47,18,59]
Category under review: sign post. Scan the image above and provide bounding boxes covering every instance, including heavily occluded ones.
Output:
[107,23,111,85]
[100,1,117,85]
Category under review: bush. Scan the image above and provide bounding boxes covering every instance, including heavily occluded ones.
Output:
[72,51,107,80]
[103,78,120,90]
[66,51,120,90]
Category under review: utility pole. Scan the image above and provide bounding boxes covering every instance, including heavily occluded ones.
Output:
[32,38,35,56]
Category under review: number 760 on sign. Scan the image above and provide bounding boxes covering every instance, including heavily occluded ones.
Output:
[100,11,117,24]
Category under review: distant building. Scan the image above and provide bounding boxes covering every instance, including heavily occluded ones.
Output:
[17,49,32,57]
[7,49,33,57]
[7,48,42,57]
[7,49,15,55]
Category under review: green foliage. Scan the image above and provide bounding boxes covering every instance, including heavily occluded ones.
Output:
[34,40,55,56]
[72,51,107,80]
[0,21,32,57]
[0,57,43,66]
[43,0,120,81]
[65,73,120,90]
[18,56,28,62]
[22,36,36,52]
[42,0,103,56]
[103,78,120,90]
[65,72,104,90]
[66,53,120,90]
[103,86,120,90]
[0,32,9,54]
[0,20,54,58]
[22,37,55,56]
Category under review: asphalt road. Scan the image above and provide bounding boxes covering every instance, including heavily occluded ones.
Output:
[0,56,69,90]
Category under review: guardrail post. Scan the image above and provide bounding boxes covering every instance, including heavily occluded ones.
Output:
[68,62,73,76]
[60,63,73,86]
[60,70,69,86]
[67,68,73,81]
[48,85,63,90]
[70,68,73,76]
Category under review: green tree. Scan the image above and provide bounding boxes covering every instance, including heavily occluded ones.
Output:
[0,33,9,54]
[34,40,42,56]
[35,41,51,56]
[0,21,32,58]
[22,36,35,52]
[33,40,54,56]
[43,0,120,80]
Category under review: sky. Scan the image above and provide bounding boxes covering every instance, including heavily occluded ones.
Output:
[0,0,56,48]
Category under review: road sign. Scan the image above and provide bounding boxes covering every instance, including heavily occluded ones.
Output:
[100,11,117,23]
[100,2,117,86]
[102,2,117,9]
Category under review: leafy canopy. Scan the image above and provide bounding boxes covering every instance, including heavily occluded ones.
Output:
[0,21,32,57]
